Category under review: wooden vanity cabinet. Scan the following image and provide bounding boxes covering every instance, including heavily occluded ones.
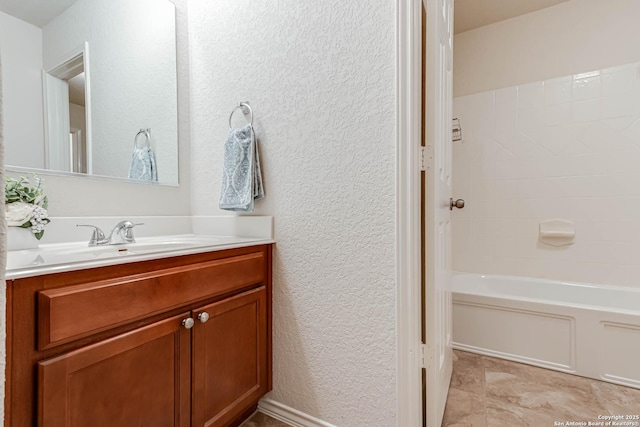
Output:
[38,312,192,427]
[5,244,272,427]
[192,287,268,426]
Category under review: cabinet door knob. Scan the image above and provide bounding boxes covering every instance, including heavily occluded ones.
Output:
[182,318,195,329]
[198,312,210,323]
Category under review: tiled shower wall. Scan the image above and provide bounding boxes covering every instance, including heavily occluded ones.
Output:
[452,62,640,287]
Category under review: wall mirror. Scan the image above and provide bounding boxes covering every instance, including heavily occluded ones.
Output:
[0,0,179,185]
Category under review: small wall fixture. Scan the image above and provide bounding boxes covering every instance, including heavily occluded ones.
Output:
[452,118,463,142]
[539,219,575,247]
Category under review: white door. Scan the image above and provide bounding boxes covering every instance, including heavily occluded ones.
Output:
[423,0,454,425]
[43,73,71,172]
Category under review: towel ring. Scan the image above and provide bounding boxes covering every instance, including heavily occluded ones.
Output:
[229,102,253,129]
[134,128,151,148]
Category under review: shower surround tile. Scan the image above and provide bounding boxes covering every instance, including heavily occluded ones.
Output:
[452,61,640,288]
[442,350,640,427]
[544,77,572,106]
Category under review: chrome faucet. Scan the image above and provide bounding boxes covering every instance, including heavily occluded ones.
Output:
[108,221,143,244]
[77,221,144,246]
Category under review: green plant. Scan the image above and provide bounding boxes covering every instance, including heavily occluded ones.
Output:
[5,176,50,240]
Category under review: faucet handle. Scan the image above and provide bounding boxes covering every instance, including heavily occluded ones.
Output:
[124,222,144,242]
[110,221,144,244]
[77,224,107,246]
[115,221,144,229]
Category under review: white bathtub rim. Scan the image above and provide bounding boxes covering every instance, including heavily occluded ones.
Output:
[453,290,640,318]
[452,272,640,390]
[452,270,639,293]
[452,271,640,315]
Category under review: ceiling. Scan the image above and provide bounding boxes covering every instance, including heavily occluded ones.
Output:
[1,0,571,37]
[0,0,76,28]
[454,0,571,34]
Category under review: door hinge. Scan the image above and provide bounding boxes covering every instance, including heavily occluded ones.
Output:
[420,146,433,171]
[420,343,433,369]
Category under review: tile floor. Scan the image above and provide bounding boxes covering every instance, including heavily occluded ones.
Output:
[443,350,640,426]
[241,411,290,427]
[244,350,640,427]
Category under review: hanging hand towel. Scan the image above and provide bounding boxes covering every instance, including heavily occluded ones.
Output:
[128,146,158,182]
[219,124,264,212]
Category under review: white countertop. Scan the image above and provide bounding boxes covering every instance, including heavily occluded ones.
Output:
[6,234,274,280]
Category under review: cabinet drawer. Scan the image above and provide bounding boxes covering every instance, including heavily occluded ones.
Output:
[38,251,265,350]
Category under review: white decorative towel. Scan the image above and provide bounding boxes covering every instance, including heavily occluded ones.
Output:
[219,124,264,212]
[128,146,158,182]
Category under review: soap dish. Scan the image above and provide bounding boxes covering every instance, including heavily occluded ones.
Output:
[539,219,575,247]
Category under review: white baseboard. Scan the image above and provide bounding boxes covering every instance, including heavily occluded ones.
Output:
[258,398,337,427]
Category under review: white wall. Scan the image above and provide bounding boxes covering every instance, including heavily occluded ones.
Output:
[0,11,45,169]
[188,1,397,425]
[42,0,178,184]
[453,0,640,287]
[0,37,7,424]
[453,0,640,97]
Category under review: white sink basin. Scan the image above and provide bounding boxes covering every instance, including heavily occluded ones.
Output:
[55,237,228,255]
[6,235,265,275]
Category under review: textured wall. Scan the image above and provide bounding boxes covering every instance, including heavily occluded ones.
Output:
[188,1,397,425]
[454,0,640,97]
[453,60,640,287]
[0,11,44,169]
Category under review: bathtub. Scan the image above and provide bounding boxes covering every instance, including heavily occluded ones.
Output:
[452,272,640,389]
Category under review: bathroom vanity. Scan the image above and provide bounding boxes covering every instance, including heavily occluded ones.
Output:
[5,242,273,427]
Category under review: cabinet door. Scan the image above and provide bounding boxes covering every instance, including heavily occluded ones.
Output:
[193,287,267,427]
[38,313,192,427]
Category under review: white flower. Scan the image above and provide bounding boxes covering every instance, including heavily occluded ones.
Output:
[34,193,46,206]
[6,202,35,227]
